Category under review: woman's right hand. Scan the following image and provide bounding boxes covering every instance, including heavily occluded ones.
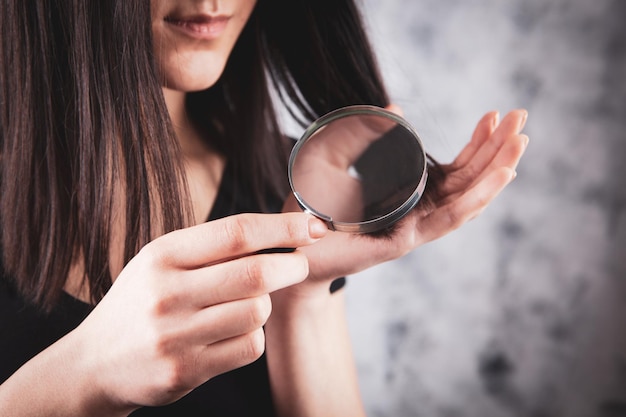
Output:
[69,212,327,413]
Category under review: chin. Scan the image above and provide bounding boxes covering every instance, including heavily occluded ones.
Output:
[163,69,225,92]
[166,79,221,92]
[163,61,224,93]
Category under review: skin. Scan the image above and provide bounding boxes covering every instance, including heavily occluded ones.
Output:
[150,0,257,92]
[269,108,528,416]
[0,1,529,416]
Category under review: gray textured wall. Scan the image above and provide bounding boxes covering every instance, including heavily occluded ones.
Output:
[345,1,626,416]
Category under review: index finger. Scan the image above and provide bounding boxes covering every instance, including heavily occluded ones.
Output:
[145,212,328,268]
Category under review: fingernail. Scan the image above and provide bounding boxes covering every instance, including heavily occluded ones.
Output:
[491,111,500,129]
[308,216,328,239]
[521,134,530,148]
[518,110,528,131]
[511,170,518,180]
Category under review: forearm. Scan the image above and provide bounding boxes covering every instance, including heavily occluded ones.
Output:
[265,285,366,417]
[0,331,131,417]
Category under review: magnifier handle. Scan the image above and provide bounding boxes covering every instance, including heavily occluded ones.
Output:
[255,247,296,255]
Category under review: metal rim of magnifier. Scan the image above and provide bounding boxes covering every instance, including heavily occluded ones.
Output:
[288,105,428,233]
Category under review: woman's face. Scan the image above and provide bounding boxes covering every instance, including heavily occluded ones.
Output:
[151,0,257,92]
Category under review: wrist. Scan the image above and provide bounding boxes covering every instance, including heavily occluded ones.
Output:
[270,280,331,314]
[268,280,347,331]
[0,329,132,417]
[58,329,135,416]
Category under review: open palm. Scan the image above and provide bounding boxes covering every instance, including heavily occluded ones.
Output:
[283,107,529,285]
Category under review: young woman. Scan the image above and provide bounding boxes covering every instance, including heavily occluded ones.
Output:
[0,0,528,415]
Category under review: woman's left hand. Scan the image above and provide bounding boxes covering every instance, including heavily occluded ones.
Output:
[280,107,529,296]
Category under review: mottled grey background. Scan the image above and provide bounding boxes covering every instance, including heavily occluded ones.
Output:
[344,1,626,416]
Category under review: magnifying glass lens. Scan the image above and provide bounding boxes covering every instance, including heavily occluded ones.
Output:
[289,106,428,234]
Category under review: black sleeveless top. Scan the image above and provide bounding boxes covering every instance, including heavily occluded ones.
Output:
[0,164,278,416]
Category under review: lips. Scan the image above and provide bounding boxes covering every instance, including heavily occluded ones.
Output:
[164,14,230,40]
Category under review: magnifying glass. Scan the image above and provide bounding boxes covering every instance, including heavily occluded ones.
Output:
[289,105,428,234]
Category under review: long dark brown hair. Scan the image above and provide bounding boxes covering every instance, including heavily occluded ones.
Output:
[0,0,441,311]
